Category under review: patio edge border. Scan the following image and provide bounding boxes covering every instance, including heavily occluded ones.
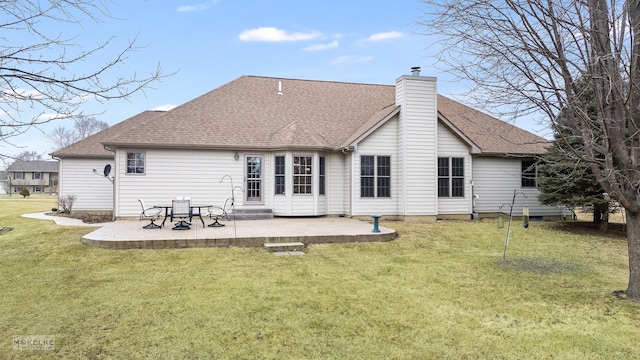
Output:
[81,231,398,250]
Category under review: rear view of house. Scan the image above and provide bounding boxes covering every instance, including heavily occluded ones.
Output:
[51,69,562,220]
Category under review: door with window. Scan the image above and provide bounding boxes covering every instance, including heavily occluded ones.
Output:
[246,156,263,202]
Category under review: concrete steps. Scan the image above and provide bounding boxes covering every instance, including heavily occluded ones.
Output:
[263,242,305,255]
[229,208,273,220]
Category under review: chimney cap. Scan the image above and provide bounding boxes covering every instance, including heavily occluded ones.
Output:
[411,66,421,75]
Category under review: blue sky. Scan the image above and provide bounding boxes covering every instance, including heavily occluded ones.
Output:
[4,0,549,159]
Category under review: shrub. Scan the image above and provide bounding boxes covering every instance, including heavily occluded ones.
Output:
[20,188,30,198]
[59,194,77,213]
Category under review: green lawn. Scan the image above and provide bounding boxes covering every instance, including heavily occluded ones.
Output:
[1,196,639,359]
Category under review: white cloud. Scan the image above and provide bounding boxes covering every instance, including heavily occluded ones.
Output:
[151,104,177,111]
[330,55,373,65]
[363,31,404,42]
[303,40,339,51]
[238,27,322,42]
[177,5,201,12]
[177,1,219,12]
[330,56,351,65]
[3,88,43,100]
[33,113,67,121]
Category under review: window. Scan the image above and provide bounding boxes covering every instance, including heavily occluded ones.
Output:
[377,156,391,197]
[13,172,24,180]
[126,152,145,174]
[319,157,325,195]
[275,156,285,195]
[438,157,465,198]
[33,186,42,193]
[293,156,312,194]
[360,155,391,198]
[521,160,537,187]
[246,156,263,202]
[33,172,42,180]
[451,158,465,197]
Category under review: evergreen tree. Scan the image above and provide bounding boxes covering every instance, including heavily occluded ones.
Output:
[538,78,610,229]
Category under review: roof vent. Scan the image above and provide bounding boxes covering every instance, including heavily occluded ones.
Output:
[411,66,421,76]
[278,80,283,95]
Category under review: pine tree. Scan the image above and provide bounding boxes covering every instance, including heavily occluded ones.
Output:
[538,78,610,230]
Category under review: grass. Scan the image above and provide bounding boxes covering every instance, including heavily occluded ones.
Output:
[1,196,639,359]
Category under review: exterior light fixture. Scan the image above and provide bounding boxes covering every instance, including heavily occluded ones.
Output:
[234,152,239,161]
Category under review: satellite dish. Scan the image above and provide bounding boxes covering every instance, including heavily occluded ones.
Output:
[103,164,112,177]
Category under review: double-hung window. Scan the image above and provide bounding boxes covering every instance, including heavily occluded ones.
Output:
[521,160,537,187]
[13,172,24,180]
[33,172,42,180]
[319,157,325,195]
[360,155,391,198]
[275,156,285,195]
[126,152,145,174]
[293,156,312,194]
[438,157,465,197]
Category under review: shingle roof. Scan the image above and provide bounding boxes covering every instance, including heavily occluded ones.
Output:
[0,170,7,180]
[50,110,165,158]
[437,95,549,155]
[7,160,59,172]
[103,76,397,150]
[60,75,548,156]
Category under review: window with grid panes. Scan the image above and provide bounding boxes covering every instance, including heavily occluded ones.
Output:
[319,156,325,195]
[521,160,537,187]
[360,155,391,198]
[293,156,312,194]
[275,156,285,195]
[438,157,464,197]
[126,152,145,174]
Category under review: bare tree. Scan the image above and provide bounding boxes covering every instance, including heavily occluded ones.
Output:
[418,0,640,301]
[14,150,42,161]
[73,115,109,140]
[48,114,109,149]
[48,126,78,150]
[0,0,165,152]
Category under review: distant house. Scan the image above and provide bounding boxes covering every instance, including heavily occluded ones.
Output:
[51,70,563,220]
[6,160,59,194]
[0,170,8,195]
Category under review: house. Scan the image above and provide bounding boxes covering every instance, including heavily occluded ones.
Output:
[51,69,562,220]
[6,160,59,195]
[0,170,8,195]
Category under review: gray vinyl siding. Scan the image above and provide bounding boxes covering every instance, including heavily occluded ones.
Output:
[395,75,438,216]
[437,123,473,215]
[326,152,345,215]
[352,117,399,216]
[472,157,564,217]
[58,158,114,211]
[271,153,290,216]
[331,152,351,216]
[114,149,244,217]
